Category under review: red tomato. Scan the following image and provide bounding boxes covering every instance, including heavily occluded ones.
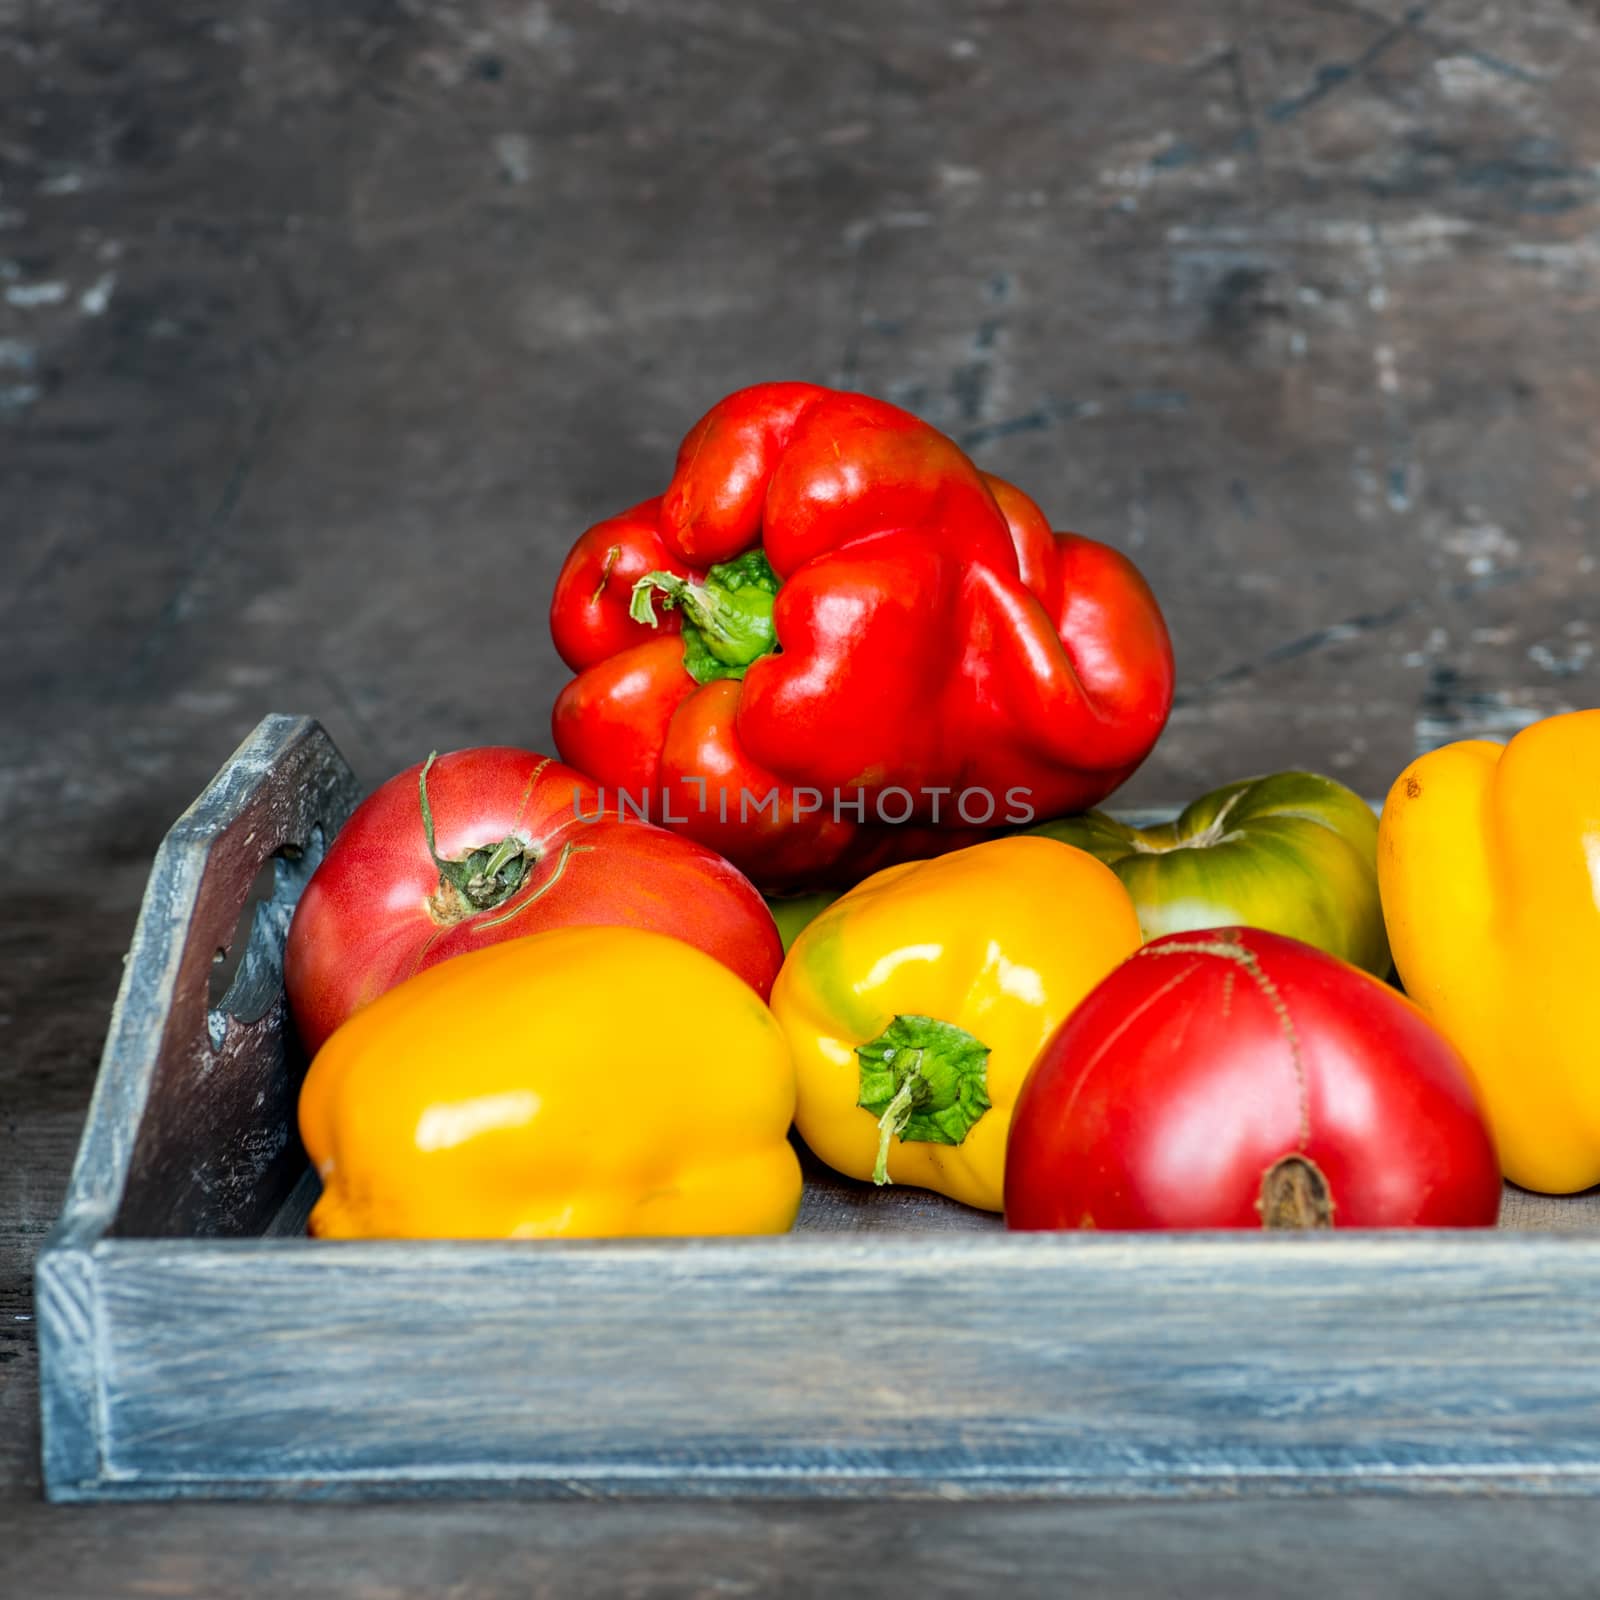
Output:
[284,747,782,1053]
[1004,927,1501,1230]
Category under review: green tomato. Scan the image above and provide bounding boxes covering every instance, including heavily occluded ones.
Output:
[765,889,842,955]
[1029,771,1392,978]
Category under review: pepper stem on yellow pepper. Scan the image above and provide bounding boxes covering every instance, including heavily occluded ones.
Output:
[855,1014,993,1186]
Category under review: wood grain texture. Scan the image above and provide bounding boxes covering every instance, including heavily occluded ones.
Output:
[45,1231,1600,1501]
[32,1247,97,1497]
[11,1495,1600,1600]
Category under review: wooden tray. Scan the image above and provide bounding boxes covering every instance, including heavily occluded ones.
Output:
[35,716,1600,1502]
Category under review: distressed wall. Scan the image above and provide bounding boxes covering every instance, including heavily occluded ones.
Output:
[3,0,1597,849]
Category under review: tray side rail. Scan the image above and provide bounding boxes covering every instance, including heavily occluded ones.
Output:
[37,714,361,1494]
[42,1230,1600,1501]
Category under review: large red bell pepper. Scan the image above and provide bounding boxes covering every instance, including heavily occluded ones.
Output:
[549,382,1174,890]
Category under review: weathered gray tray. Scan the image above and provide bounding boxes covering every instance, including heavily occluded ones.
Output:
[35,715,1600,1502]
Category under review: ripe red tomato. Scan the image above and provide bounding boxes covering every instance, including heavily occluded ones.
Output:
[285,747,782,1053]
[1004,927,1500,1230]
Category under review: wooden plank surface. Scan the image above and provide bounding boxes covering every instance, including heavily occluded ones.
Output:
[8,1495,1600,1600]
[37,1231,1600,1500]
[5,0,1600,1589]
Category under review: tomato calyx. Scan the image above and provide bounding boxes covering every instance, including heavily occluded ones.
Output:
[418,752,541,927]
[855,1014,992,1186]
[1131,788,1248,855]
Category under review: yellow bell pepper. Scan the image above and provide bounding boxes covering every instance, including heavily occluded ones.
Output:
[298,925,801,1237]
[1378,709,1600,1194]
[770,836,1142,1211]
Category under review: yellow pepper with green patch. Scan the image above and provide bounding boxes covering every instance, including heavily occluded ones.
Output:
[770,836,1143,1211]
[1378,709,1600,1194]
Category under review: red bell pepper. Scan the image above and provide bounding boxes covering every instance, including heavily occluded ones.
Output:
[548,382,1174,890]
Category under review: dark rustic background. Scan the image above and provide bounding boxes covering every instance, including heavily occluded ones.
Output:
[4,1,1600,1592]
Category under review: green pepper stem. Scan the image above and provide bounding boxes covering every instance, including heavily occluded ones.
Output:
[855,1014,993,1188]
[872,1068,921,1186]
[631,572,727,638]
[629,554,780,682]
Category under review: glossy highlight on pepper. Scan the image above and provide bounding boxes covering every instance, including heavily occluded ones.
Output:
[549,382,1174,889]
[1378,709,1600,1194]
[299,926,802,1239]
[771,835,1142,1211]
